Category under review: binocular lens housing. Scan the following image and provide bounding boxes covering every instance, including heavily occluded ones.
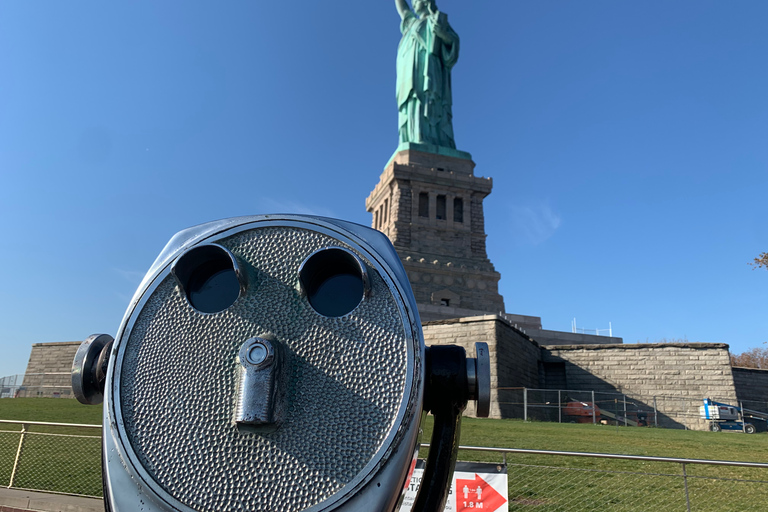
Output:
[299,247,369,317]
[172,244,245,314]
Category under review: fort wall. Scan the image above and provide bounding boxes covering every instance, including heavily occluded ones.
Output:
[423,315,540,419]
[732,367,768,407]
[542,343,737,430]
[20,341,80,397]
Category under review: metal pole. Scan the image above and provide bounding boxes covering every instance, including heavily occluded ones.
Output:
[615,399,619,433]
[558,390,562,423]
[681,399,686,430]
[9,423,28,488]
[682,462,692,512]
[523,388,528,422]
[591,391,596,425]
[654,396,658,427]
[740,401,746,433]
[623,395,627,427]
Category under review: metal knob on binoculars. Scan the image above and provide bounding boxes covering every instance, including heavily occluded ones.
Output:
[235,336,282,430]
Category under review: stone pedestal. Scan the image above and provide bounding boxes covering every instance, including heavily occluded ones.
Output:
[20,341,81,397]
[366,149,505,321]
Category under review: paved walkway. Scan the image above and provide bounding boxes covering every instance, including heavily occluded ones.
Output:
[0,488,102,512]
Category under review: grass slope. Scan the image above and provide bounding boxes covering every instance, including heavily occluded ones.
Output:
[441,416,768,462]
[0,398,102,425]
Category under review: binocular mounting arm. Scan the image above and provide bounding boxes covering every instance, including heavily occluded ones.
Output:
[414,342,490,512]
[71,334,114,406]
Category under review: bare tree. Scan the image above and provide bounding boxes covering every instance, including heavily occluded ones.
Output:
[731,345,768,368]
[751,252,768,270]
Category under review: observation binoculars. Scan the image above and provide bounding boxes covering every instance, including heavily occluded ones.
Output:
[72,215,490,512]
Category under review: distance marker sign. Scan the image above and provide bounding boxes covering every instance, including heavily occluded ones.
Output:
[454,471,507,511]
[399,461,508,512]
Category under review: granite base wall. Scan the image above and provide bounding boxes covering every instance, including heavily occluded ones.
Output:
[542,343,737,430]
[20,330,744,433]
[423,315,540,419]
[20,342,81,398]
[733,367,768,408]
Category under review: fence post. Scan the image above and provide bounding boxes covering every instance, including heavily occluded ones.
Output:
[523,388,528,422]
[653,396,658,427]
[740,401,746,433]
[623,395,627,427]
[558,390,561,423]
[9,423,28,488]
[681,398,687,430]
[591,391,596,425]
[682,462,692,512]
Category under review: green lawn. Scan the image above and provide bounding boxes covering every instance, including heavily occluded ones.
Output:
[430,416,768,463]
[419,415,768,483]
[6,398,767,463]
[0,398,102,426]
[3,399,768,508]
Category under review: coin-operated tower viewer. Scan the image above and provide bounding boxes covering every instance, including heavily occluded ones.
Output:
[73,215,490,512]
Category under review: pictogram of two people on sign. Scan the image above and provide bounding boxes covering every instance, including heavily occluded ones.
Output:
[462,484,482,501]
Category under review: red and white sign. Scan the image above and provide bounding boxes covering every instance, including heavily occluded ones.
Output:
[454,473,507,512]
[399,461,508,512]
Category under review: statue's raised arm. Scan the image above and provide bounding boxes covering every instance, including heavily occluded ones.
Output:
[395,0,460,150]
[394,0,411,20]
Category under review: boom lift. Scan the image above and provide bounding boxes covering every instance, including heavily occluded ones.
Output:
[700,398,768,434]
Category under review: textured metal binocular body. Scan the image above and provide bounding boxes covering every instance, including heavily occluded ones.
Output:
[73,215,489,512]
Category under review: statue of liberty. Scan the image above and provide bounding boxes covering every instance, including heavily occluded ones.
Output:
[394,0,459,150]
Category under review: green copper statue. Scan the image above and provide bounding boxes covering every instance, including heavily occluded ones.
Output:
[395,0,459,150]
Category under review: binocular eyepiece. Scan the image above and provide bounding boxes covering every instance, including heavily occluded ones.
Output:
[72,215,490,512]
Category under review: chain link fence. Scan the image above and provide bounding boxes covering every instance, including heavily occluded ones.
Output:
[0,420,102,497]
[14,373,74,398]
[0,375,24,398]
[452,446,768,511]
[3,419,768,509]
[1,373,75,398]
[498,387,768,432]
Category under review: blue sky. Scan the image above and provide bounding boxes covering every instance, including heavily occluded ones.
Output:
[1,1,766,378]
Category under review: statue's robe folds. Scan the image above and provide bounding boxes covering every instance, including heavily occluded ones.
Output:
[396,10,459,149]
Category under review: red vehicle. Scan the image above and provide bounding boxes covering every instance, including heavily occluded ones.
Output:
[563,401,599,423]
[563,401,645,426]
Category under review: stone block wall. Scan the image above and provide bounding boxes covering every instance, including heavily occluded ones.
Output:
[404,261,504,317]
[423,315,540,419]
[20,342,81,397]
[733,367,768,408]
[542,343,738,430]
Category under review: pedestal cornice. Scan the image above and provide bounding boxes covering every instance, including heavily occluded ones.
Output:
[366,149,492,210]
